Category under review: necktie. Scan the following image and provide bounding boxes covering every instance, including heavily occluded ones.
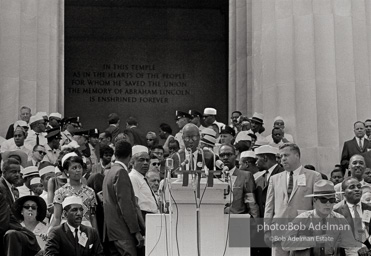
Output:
[35,133,40,145]
[353,205,363,242]
[11,186,19,201]
[144,177,159,210]
[287,171,294,199]
[74,228,79,255]
[263,170,269,187]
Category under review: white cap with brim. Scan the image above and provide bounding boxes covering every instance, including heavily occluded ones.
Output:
[29,114,44,125]
[49,112,62,119]
[39,166,55,177]
[13,120,28,131]
[132,145,149,156]
[203,108,217,116]
[22,166,39,178]
[274,116,284,122]
[240,151,256,159]
[255,145,279,155]
[61,152,78,166]
[62,195,83,209]
[234,131,252,144]
[30,177,41,185]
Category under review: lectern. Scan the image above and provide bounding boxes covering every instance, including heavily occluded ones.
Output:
[145,178,250,256]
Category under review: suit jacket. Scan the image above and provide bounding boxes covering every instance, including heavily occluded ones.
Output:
[230,168,259,217]
[103,162,141,242]
[341,137,371,169]
[333,200,371,248]
[264,167,322,223]
[105,125,121,142]
[5,124,14,139]
[44,223,103,256]
[0,177,40,256]
[125,126,146,146]
[171,148,216,176]
[254,164,284,217]
[361,150,371,169]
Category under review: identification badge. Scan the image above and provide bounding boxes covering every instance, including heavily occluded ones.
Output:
[78,232,88,247]
[297,174,306,186]
[363,210,371,223]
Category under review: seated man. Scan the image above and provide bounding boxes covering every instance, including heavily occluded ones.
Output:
[45,195,103,256]
[282,180,361,255]
[334,178,371,254]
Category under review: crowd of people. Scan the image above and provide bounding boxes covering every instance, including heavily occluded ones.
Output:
[0,106,371,256]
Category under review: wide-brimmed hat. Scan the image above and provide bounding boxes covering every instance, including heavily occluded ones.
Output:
[2,150,28,167]
[250,112,264,124]
[305,180,342,197]
[13,195,47,221]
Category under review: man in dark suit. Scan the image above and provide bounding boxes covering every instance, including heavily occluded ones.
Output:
[5,106,31,139]
[45,195,103,256]
[0,159,41,256]
[125,116,146,146]
[220,144,259,217]
[170,123,217,179]
[103,140,144,256]
[333,178,371,255]
[105,113,121,142]
[341,121,371,170]
[254,145,284,218]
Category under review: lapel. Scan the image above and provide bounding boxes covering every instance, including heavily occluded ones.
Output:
[1,178,14,204]
[353,137,364,152]
[63,223,83,256]
[341,201,355,234]
[280,172,289,202]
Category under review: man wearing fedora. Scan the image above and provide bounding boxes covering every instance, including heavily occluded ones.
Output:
[254,145,284,218]
[250,112,268,147]
[265,143,321,256]
[45,195,103,256]
[334,178,371,255]
[282,180,361,256]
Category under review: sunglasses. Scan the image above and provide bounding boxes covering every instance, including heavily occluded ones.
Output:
[37,151,46,155]
[23,205,37,210]
[315,197,336,204]
[151,162,161,167]
[147,139,154,141]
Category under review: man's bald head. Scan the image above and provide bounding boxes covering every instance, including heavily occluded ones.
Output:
[182,123,200,152]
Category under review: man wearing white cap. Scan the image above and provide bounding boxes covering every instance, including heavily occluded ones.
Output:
[48,112,62,130]
[220,144,259,217]
[103,140,144,256]
[5,106,31,139]
[1,125,31,158]
[24,113,47,151]
[203,107,225,133]
[18,166,40,198]
[39,165,56,203]
[45,195,103,256]
[239,151,259,176]
[129,145,159,217]
[254,145,284,218]
[250,112,269,147]
[264,143,321,256]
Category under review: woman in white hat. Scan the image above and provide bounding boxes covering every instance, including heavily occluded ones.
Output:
[48,153,97,233]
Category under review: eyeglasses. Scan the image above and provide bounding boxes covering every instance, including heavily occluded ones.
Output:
[37,151,46,156]
[23,205,37,210]
[151,162,161,167]
[147,139,154,141]
[220,152,234,158]
[183,136,199,142]
[315,197,336,204]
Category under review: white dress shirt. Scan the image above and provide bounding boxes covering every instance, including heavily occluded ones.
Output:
[129,169,158,213]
